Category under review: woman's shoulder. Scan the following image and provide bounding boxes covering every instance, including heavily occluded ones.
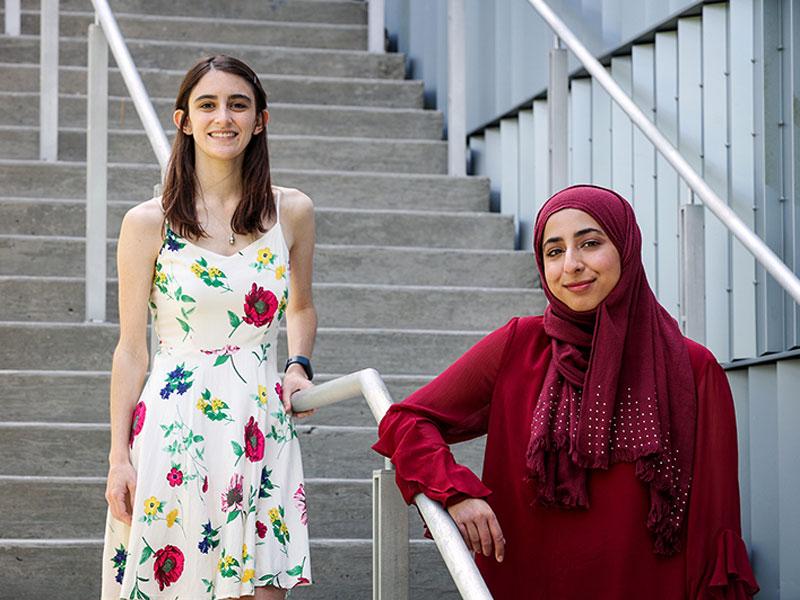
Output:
[493,315,547,349]
[681,335,720,372]
[273,186,313,218]
[119,197,165,246]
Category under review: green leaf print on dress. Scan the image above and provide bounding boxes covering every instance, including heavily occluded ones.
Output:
[196,388,234,423]
[191,257,233,292]
[153,265,197,340]
[201,344,247,384]
[160,410,207,497]
[268,505,291,555]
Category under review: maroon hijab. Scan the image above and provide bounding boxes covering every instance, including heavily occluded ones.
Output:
[528,185,697,555]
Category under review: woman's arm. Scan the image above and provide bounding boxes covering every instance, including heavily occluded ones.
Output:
[105,198,164,525]
[278,188,317,416]
[684,342,758,599]
[372,318,519,561]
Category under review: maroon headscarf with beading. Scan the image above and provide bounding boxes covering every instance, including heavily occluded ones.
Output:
[528,185,697,555]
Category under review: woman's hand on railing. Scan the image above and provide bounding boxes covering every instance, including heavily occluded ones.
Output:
[282,369,316,419]
[447,497,505,563]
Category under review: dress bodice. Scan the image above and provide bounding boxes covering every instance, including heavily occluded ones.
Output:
[151,220,289,355]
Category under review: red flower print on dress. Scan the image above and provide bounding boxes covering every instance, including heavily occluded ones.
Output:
[244,416,265,462]
[202,475,208,493]
[242,283,278,328]
[256,520,267,539]
[221,473,244,513]
[166,467,183,487]
[129,402,146,448]
[152,544,184,591]
[293,483,308,526]
[275,381,283,400]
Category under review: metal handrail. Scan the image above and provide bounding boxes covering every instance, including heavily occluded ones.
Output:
[90,0,170,172]
[292,369,493,600]
[527,0,800,307]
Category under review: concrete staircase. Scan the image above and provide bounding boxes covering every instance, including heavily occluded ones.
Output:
[0,1,545,597]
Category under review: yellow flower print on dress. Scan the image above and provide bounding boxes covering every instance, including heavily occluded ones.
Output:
[241,568,255,583]
[143,496,161,517]
[275,264,286,280]
[140,496,167,525]
[191,258,232,292]
[196,389,233,423]
[251,247,276,272]
[257,385,269,407]
[166,508,179,528]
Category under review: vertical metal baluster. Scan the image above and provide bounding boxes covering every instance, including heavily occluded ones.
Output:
[39,0,59,161]
[549,35,569,193]
[368,0,385,53]
[86,20,108,322]
[4,0,21,36]
[447,0,466,177]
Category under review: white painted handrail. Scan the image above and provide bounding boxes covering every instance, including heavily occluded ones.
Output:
[292,369,493,600]
[90,0,170,171]
[527,0,800,306]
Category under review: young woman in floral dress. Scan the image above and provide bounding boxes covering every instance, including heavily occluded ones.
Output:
[101,55,317,600]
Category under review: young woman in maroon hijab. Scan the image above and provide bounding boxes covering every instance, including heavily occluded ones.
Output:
[373,185,758,599]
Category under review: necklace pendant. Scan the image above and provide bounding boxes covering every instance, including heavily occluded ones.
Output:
[229,232,235,245]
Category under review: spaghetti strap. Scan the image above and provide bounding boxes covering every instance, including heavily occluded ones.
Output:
[274,187,281,225]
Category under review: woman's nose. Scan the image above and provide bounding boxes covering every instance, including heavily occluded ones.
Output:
[563,248,584,272]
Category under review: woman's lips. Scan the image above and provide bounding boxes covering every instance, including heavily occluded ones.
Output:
[563,279,595,293]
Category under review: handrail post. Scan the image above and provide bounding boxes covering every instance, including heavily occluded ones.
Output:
[368,0,385,53]
[680,204,706,342]
[373,466,409,600]
[86,21,108,322]
[39,0,59,161]
[4,0,20,35]
[549,35,568,193]
[447,0,466,177]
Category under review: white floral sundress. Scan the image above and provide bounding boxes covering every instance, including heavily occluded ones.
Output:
[101,192,311,599]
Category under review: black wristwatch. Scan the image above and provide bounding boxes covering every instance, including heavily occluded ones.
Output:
[284,355,313,381]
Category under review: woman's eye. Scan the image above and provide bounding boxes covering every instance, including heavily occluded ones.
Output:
[199,102,213,109]
[231,103,248,110]
[582,239,599,248]
[545,248,563,257]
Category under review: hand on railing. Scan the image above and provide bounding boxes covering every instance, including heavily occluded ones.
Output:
[292,369,493,600]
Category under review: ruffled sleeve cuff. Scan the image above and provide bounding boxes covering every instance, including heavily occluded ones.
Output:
[708,529,759,599]
[373,410,492,507]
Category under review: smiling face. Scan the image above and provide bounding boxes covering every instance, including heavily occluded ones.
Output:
[541,208,622,312]
[173,69,268,164]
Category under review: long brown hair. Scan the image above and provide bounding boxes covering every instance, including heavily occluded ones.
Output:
[161,55,275,239]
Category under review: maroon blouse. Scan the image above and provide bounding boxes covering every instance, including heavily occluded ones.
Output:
[373,316,758,599]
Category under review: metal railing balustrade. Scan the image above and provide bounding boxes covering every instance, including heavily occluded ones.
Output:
[14,0,494,596]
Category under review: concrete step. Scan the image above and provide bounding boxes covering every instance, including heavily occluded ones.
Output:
[0,476,435,541]
[0,539,461,599]
[0,322,488,374]
[0,236,536,287]
[0,93,443,139]
[0,63,423,108]
[0,276,542,327]
[0,36,406,80]
[0,161,489,212]
[0,422,485,480]
[0,127,447,174]
[16,10,367,50]
[0,370,432,425]
[20,0,369,25]
[0,199,511,248]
